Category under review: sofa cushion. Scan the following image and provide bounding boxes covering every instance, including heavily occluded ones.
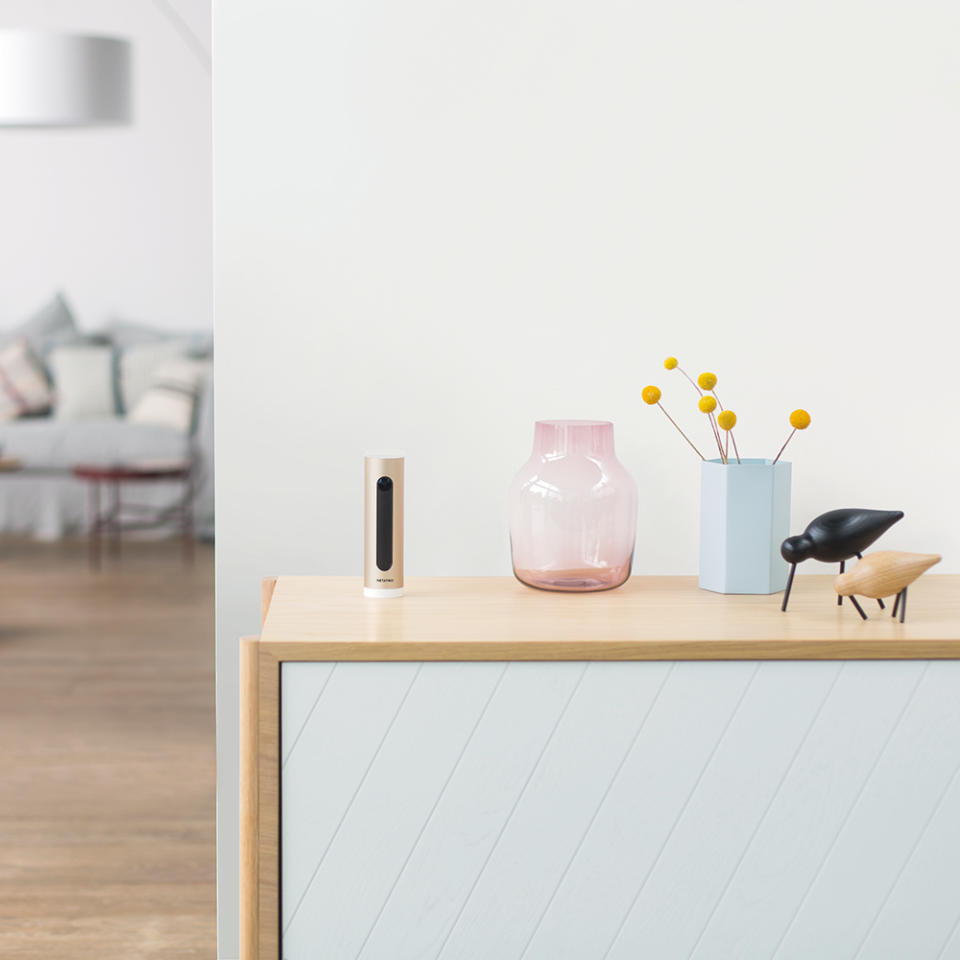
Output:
[48,344,117,420]
[129,359,209,434]
[119,338,197,412]
[0,416,190,470]
[0,339,54,421]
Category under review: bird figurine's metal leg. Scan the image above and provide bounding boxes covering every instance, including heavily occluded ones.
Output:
[899,586,907,624]
[781,563,796,612]
[892,591,901,619]
[856,553,885,608]
[848,594,868,620]
[838,561,845,605]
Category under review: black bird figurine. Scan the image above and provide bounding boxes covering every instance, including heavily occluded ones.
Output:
[780,508,904,612]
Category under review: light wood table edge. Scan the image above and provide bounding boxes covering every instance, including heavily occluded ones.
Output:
[261,577,278,628]
[256,638,960,661]
[259,577,960,660]
[240,636,280,960]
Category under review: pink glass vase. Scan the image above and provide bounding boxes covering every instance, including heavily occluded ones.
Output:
[509,420,638,592]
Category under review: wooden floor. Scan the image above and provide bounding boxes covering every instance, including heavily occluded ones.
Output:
[0,538,215,959]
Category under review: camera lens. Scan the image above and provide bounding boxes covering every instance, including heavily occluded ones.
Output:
[377,476,392,491]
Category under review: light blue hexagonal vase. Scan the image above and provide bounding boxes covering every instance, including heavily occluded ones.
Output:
[699,458,791,594]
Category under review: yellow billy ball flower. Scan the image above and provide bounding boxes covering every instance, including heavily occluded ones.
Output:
[790,408,811,430]
[717,409,737,431]
[697,371,717,390]
[664,356,678,370]
[642,385,662,405]
[698,395,717,413]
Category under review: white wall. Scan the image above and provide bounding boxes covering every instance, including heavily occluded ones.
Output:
[0,0,211,333]
[215,1,960,955]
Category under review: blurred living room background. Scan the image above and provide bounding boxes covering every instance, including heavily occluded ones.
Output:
[0,2,214,957]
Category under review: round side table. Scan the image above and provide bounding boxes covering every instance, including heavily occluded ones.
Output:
[72,461,195,570]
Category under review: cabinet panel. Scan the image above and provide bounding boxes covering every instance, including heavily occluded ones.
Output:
[280,660,960,960]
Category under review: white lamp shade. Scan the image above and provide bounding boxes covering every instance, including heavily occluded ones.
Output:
[0,30,131,126]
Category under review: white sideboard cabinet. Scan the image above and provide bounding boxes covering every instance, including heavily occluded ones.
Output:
[241,576,960,960]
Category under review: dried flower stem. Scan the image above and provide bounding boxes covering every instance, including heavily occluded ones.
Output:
[772,429,796,465]
[678,367,702,395]
[713,390,741,463]
[730,431,741,464]
[708,413,726,463]
[658,403,705,460]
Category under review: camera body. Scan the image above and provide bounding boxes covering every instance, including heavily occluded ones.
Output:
[363,454,404,597]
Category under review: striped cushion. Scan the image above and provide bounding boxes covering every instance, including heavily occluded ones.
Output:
[0,338,54,421]
[127,358,208,434]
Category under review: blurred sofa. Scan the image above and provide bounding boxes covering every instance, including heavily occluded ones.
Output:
[0,293,213,540]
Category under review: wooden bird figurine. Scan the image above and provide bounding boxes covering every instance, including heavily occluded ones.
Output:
[835,551,941,623]
[780,508,904,612]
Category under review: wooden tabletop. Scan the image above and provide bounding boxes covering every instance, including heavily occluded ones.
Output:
[256,575,960,660]
[73,460,192,481]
